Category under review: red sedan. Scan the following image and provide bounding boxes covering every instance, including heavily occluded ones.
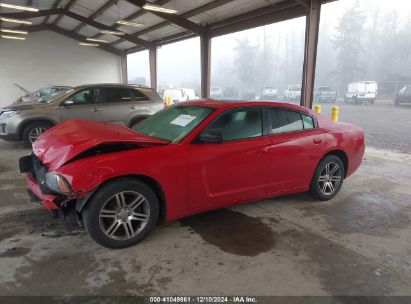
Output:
[20,100,365,248]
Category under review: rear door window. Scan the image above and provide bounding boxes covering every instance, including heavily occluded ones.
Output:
[104,88,134,103]
[268,108,304,134]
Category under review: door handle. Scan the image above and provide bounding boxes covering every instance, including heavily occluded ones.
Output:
[130,106,138,110]
[90,108,103,112]
[313,138,322,144]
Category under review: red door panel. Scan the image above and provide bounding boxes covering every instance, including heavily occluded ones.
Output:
[188,136,270,210]
[267,129,324,193]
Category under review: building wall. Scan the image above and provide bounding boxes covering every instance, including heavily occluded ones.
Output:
[0,30,122,107]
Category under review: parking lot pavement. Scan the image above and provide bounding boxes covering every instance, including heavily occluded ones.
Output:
[0,139,410,296]
[314,101,411,154]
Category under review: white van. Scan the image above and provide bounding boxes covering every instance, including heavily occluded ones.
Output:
[162,88,196,104]
[345,81,378,104]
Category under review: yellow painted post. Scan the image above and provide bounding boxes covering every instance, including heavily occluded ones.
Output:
[314,105,321,113]
[331,106,339,122]
[164,96,172,108]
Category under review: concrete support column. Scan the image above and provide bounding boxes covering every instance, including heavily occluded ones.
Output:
[121,53,128,84]
[149,45,157,90]
[300,0,321,109]
[200,31,211,98]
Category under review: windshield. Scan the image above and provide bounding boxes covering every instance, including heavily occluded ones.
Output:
[38,89,73,103]
[133,105,215,143]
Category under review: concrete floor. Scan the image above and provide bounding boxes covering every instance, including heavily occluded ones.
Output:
[0,140,410,296]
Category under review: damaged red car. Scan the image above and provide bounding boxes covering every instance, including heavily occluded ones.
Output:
[20,100,365,248]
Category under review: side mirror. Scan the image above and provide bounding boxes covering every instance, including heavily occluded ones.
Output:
[64,100,74,105]
[198,130,223,144]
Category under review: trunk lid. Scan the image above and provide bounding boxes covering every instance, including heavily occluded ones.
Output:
[32,119,168,170]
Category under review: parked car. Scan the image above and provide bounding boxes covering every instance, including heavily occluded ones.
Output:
[0,84,163,146]
[14,84,72,103]
[314,86,337,103]
[242,88,256,100]
[345,81,377,104]
[394,85,411,105]
[20,100,365,248]
[210,87,223,98]
[284,85,302,101]
[162,88,196,104]
[261,86,278,100]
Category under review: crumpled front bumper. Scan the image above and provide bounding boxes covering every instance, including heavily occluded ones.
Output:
[26,173,60,209]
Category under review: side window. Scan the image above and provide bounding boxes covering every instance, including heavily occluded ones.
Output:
[302,114,315,130]
[131,89,149,101]
[206,108,262,141]
[105,88,133,103]
[269,108,304,134]
[69,88,103,104]
[70,89,94,104]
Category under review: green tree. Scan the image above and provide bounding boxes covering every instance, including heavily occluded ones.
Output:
[232,38,257,86]
[332,3,367,92]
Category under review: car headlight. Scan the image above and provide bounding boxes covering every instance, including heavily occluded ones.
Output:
[45,173,74,195]
[0,110,20,119]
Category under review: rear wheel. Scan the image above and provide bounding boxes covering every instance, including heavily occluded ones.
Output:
[22,122,52,146]
[308,155,345,201]
[83,178,159,248]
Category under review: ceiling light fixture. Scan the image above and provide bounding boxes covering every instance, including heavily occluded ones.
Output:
[142,4,177,14]
[0,28,28,34]
[116,20,144,27]
[0,17,32,24]
[0,2,39,12]
[86,38,108,43]
[99,29,125,36]
[79,42,100,46]
[1,34,26,40]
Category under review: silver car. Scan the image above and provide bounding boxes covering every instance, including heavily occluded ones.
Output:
[0,84,163,145]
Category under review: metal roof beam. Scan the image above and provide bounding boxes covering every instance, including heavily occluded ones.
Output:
[72,0,118,33]
[47,25,123,56]
[111,0,235,47]
[53,0,77,26]
[44,0,60,24]
[64,10,149,48]
[126,0,202,35]
[0,8,63,19]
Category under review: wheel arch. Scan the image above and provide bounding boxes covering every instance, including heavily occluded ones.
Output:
[321,149,349,177]
[76,174,167,223]
[18,118,57,140]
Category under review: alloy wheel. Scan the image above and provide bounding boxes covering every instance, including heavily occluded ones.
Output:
[318,161,342,196]
[98,191,150,240]
[28,127,46,143]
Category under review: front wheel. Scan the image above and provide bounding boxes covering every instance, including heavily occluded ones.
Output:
[83,178,159,248]
[22,122,52,146]
[308,155,345,201]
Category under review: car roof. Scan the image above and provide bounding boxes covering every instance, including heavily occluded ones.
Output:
[182,99,312,113]
[74,83,152,90]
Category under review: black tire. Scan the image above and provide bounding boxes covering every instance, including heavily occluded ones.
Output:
[83,178,159,249]
[22,121,52,147]
[308,155,345,201]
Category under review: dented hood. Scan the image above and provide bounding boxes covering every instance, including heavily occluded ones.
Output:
[32,120,168,170]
